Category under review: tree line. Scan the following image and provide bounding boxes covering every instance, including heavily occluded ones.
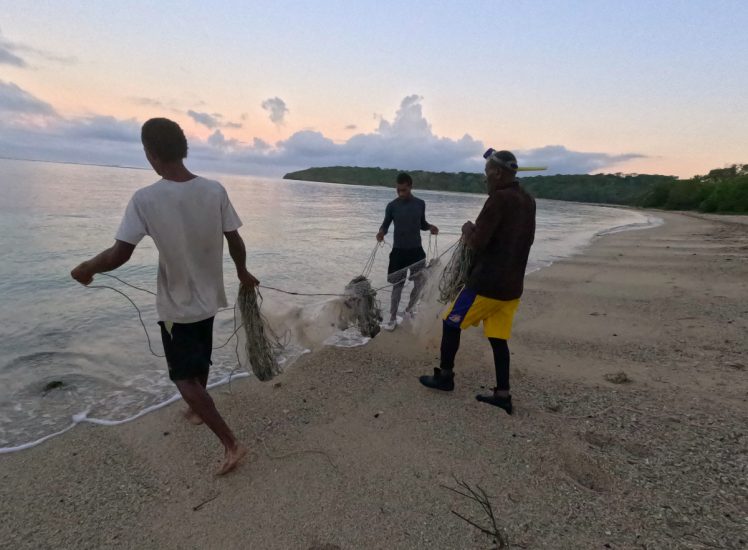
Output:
[284,164,748,213]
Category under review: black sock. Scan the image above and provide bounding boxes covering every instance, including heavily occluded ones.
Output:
[440,321,461,370]
[489,337,510,392]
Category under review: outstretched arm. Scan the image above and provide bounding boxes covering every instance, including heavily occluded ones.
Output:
[71,240,136,285]
[224,230,259,288]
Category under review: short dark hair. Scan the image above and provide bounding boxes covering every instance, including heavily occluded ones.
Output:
[141,118,188,162]
[396,172,413,186]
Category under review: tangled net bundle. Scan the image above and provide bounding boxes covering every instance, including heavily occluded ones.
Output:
[238,285,283,381]
[438,239,473,304]
[344,275,382,338]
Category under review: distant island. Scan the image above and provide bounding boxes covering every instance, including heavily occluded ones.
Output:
[284,165,748,213]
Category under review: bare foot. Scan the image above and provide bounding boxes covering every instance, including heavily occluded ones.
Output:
[216,445,248,476]
[183,408,204,425]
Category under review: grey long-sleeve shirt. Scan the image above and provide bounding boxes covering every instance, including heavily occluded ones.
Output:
[379,196,431,249]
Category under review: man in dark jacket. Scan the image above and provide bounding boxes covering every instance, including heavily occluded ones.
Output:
[419,149,536,415]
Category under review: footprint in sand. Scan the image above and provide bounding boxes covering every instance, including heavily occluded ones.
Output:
[557,444,616,493]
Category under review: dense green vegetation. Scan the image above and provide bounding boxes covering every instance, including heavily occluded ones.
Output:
[640,165,748,213]
[284,164,748,213]
[284,166,488,193]
[520,173,676,206]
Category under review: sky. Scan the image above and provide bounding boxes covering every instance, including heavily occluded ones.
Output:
[1,0,747,178]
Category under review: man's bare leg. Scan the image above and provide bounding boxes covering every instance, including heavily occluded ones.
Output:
[174,378,247,475]
[183,370,209,425]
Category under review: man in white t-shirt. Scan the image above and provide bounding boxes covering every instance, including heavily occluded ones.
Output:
[71,118,256,475]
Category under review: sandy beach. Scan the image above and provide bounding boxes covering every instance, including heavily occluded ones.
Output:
[1,211,746,549]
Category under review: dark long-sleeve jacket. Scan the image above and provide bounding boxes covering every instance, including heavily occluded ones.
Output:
[380,196,430,249]
[465,183,536,300]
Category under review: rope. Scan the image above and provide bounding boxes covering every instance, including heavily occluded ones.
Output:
[99,273,156,295]
[85,236,462,366]
[360,242,384,278]
[370,237,459,294]
[260,285,345,297]
[99,238,459,300]
[88,284,164,357]
[99,273,234,312]
[87,283,246,358]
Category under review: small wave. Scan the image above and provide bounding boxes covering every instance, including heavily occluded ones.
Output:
[2,351,95,372]
[0,372,251,454]
[596,214,664,236]
[0,423,78,454]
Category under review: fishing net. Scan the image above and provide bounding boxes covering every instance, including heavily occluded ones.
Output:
[344,275,382,338]
[238,284,283,381]
[438,238,473,304]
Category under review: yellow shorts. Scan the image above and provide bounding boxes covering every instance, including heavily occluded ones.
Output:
[442,288,520,340]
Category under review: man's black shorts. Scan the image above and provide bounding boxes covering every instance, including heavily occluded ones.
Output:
[388,246,426,282]
[158,316,214,382]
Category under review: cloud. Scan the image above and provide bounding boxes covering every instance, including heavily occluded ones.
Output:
[0,85,645,177]
[0,116,143,168]
[0,45,26,67]
[262,97,288,124]
[0,81,142,165]
[60,115,141,142]
[130,97,169,108]
[273,94,482,172]
[187,109,242,130]
[205,129,242,150]
[0,80,56,115]
[518,145,645,175]
[206,96,645,175]
[181,95,484,175]
[344,124,357,130]
[0,31,27,67]
[376,95,430,139]
[0,30,76,68]
[16,45,76,65]
[252,137,271,150]
[187,110,220,129]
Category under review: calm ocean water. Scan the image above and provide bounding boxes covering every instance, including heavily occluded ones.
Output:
[0,159,657,450]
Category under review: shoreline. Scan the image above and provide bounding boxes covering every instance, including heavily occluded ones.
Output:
[0,206,657,454]
[2,211,746,549]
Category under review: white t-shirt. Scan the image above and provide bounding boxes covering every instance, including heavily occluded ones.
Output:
[115,176,242,323]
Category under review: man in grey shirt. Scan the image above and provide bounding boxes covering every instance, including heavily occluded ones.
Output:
[376,172,438,326]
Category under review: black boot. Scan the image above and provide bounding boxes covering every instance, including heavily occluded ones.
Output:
[476,389,513,415]
[419,367,455,392]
